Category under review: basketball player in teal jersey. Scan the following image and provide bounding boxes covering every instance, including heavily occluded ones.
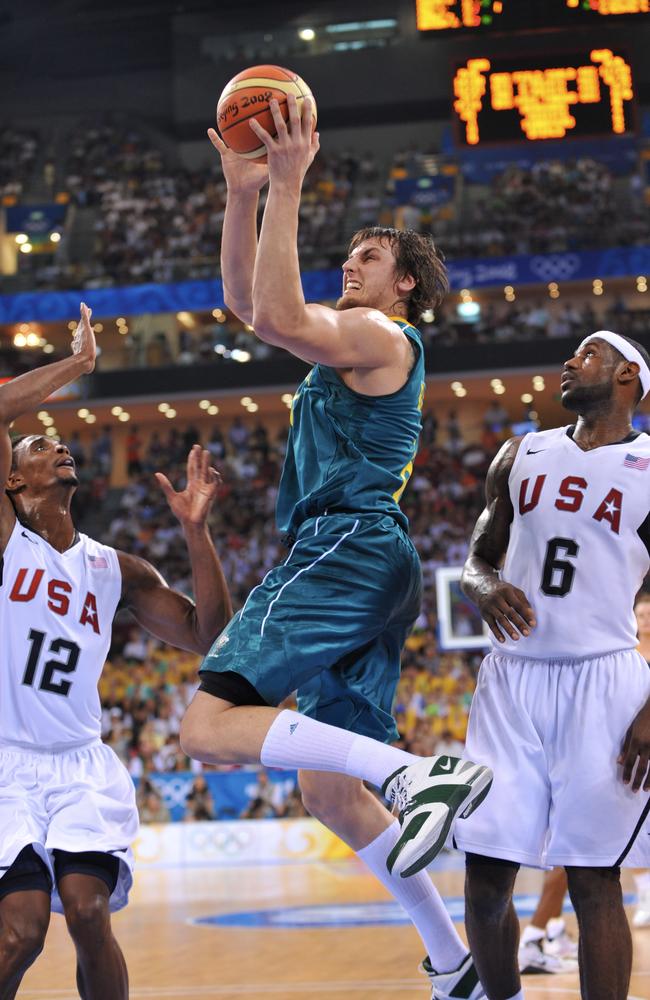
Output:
[180,95,492,999]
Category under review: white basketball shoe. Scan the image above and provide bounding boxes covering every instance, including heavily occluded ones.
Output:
[519,938,576,975]
[421,954,486,1000]
[382,755,493,878]
[544,917,579,960]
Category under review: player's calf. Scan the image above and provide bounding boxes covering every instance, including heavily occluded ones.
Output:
[0,893,50,993]
[0,845,51,992]
[464,855,522,999]
[565,865,632,1000]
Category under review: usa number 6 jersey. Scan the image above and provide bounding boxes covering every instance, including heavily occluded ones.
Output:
[0,521,122,750]
[499,426,650,659]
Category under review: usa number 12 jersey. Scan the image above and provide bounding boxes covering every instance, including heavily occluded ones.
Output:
[0,521,122,750]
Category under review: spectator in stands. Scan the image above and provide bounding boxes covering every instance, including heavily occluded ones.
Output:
[240,771,286,820]
[123,627,149,663]
[483,401,509,436]
[126,425,143,475]
[138,789,170,824]
[184,775,216,821]
[445,410,462,453]
[227,417,249,453]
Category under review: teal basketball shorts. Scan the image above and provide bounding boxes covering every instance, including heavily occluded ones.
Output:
[199,512,422,743]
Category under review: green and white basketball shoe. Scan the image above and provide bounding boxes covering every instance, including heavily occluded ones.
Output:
[383,755,493,878]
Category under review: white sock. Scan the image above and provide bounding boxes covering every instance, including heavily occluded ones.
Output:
[545,916,566,940]
[357,821,468,973]
[520,923,545,946]
[260,710,420,790]
[504,992,524,1000]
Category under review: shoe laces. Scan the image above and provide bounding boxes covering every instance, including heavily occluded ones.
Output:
[391,772,410,814]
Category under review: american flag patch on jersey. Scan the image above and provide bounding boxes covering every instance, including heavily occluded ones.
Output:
[88,554,108,568]
[623,453,650,470]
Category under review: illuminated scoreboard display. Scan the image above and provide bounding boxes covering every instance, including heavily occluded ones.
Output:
[453,49,635,145]
[417,0,650,33]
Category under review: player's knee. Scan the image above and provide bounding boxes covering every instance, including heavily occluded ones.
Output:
[179,715,221,763]
[566,865,621,907]
[179,716,204,760]
[298,776,336,820]
[0,915,48,970]
[64,893,111,946]
[465,854,519,923]
[298,772,364,823]
[179,708,232,764]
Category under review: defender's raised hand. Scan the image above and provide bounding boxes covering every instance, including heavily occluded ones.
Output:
[71,302,97,373]
[155,445,220,527]
[249,93,319,187]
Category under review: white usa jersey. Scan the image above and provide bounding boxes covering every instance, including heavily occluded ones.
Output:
[0,521,122,750]
[499,425,650,659]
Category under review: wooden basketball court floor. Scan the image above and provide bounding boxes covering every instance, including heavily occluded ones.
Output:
[20,853,650,999]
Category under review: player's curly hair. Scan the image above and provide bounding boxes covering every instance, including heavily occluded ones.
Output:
[348,226,449,326]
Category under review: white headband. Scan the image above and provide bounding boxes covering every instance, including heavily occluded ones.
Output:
[578,330,650,401]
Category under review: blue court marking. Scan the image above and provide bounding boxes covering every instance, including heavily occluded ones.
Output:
[193,893,635,929]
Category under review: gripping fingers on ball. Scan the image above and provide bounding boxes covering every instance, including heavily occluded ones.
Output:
[287,93,302,132]
[207,128,227,153]
[269,98,289,139]
[249,116,274,148]
[301,97,314,138]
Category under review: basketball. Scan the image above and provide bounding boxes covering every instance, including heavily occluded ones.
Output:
[216,65,317,162]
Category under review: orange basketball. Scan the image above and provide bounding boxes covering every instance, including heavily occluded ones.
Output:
[216,65,317,162]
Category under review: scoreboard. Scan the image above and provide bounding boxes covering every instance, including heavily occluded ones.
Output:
[417,0,649,33]
[452,49,635,144]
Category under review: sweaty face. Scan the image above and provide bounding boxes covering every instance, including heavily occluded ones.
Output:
[336,237,401,314]
[560,340,617,413]
[9,435,78,493]
[635,601,650,638]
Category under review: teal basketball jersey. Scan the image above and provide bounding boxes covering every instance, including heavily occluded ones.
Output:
[276,318,425,537]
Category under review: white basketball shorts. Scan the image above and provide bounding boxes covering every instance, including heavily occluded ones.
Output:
[0,739,138,912]
[454,648,650,868]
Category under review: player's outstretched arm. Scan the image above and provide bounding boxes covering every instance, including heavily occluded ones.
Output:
[461,436,536,644]
[117,446,233,653]
[249,95,409,368]
[0,303,96,545]
[208,129,268,325]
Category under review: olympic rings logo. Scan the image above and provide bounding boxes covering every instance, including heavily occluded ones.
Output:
[529,254,581,281]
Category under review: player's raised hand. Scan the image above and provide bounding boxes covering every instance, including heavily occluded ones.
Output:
[208,127,269,193]
[71,302,96,373]
[249,94,319,187]
[155,445,221,527]
[618,702,650,792]
[476,579,536,644]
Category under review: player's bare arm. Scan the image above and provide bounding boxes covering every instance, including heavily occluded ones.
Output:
[118,446,232,653]
[461,435,536,643]
[0,303,96,553]
[207,128,268,325]
[249,96,413,373]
